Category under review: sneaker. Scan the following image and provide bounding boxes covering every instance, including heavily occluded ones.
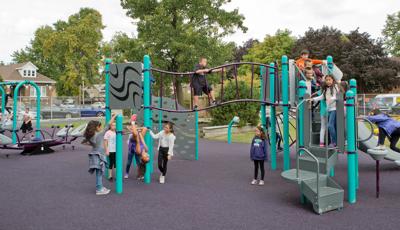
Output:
[137,176,144,181]
[251,179,258,185]
[96,187,110,195]
[328,143,337,148]
[258,180,265,186]
[108,177,113,182]
[160,175,165,184]
[277,147,283,151]
[193,105,198,110]
[373,145,386,150]
[319,143,325,147]
[124,174,128,179]
[211,101,217,106]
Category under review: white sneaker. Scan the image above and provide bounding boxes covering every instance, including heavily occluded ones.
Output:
[96,187,110,195]
[124,173,129,179]
[258,180,265,186]
[251,179,258,185]
[374,145,386,150]
[160,175,165,184]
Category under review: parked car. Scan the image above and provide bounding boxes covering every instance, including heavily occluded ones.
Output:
[80,106,105,117]
[40,108,80,119]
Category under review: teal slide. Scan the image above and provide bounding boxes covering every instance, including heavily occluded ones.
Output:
[358,121,400,166]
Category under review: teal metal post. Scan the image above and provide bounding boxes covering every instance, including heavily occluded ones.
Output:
[346,90,357,203]
[115,115,123,194]
[143,55,153,184]
[104,58,112,179]
[227,116,239,144]
[327,56,335,177]
[282,56,290,170]
[104,59,112,123]
[260,66,267,133]
[269,63,277,170]
[350,79,359,189]
[12,81,41,143]
[0,86,5,115]
[298,81,306,155]
[327,56,333,75]
[195,110,199,160]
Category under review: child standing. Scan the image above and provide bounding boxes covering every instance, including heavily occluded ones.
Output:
[83,114,117,195]
[250,125,269,186]
[104,122,116,181]
[311,75,339,147]
[149,122,176,184]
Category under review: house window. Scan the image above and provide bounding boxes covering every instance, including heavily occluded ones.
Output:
[32,70,36,77]
[23,70,27,76]
[28,70,31,76]
[30,86,47,97]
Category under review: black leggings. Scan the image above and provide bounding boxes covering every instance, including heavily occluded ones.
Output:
[378,127,400,153]
[253,160,265,180]
[158,147,169,176]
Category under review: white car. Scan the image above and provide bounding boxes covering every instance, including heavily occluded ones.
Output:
[91,102,105,108]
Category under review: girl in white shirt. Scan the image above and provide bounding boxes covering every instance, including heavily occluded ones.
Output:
[149,122,176,184]
[311,75,339,147]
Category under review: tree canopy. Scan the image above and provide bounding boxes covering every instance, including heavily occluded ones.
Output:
[12,8,104,96]
[383,11,400,57]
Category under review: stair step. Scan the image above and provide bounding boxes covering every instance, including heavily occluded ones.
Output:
[281,169,320,183]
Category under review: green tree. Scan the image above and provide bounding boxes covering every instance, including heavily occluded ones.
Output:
[291,27,400,92]
[243,29,295,65]
[101,32,144,64]
[383,11,400,56]
[210,81,260,126]
[12,8,104,96]
[120,0,247,102]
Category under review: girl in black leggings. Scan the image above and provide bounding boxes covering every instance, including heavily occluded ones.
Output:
[250,125,269,186]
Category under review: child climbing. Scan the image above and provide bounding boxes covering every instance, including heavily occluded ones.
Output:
[250,125,269,186]
[295,49,326,71]
[83,113,117,195]
[124,125,149,180]
[310,75,339,147]
[104,121,116,181]
[192,57,221,109]
[148,122,176,184]
[367,109,400,153]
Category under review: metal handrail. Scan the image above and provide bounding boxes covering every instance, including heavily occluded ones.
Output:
[297,147,320,202]
[356,117,375,142]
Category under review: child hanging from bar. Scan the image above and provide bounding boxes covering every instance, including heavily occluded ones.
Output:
[125,123,149,181]
[192,57,222,109]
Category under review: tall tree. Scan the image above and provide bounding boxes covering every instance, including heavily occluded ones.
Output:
[383,11,400,57]
[120,0,247,102]
[243,29,295,65]
[292,27,400,92]
[101,33,144,64]
[233,39,259,62]
[13,8,104,96]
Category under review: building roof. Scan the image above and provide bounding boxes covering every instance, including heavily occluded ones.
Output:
[0,62,56,84]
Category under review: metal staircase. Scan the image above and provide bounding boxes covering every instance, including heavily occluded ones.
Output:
[281,98,344,214]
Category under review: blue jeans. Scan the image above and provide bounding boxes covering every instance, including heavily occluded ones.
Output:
[125,151,140,174]
[95,169,103,191]
[328,110,337,144]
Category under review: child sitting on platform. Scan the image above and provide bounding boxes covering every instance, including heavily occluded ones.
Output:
[250,125,269,186]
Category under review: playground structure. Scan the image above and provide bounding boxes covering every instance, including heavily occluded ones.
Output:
[0,81,83,155]
[102,53,400,214]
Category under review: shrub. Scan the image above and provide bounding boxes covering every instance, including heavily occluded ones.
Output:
[210,81,260,127]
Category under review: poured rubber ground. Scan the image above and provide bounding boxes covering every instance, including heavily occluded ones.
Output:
[1,139,400,230]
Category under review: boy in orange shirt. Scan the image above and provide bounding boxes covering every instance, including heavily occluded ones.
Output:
[295,49,326,71]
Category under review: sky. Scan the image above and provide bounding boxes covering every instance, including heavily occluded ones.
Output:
[0,0,399,63]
